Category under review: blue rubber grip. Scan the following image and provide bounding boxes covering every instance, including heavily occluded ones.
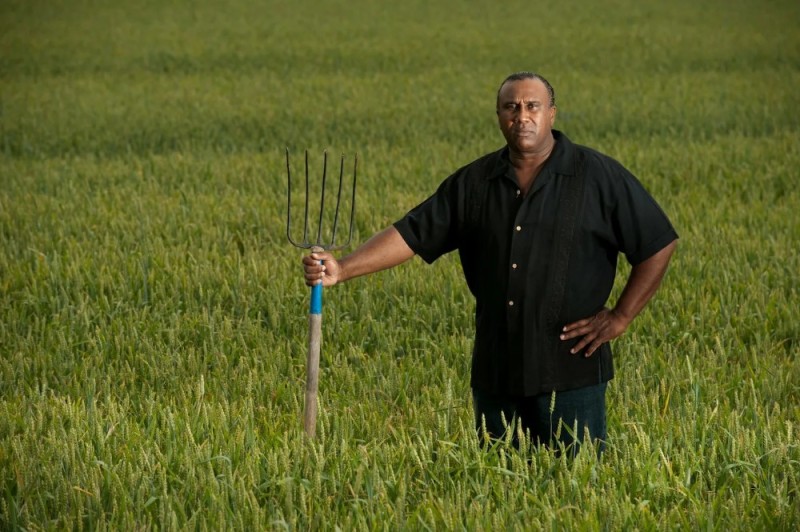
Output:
[309,260,323,315]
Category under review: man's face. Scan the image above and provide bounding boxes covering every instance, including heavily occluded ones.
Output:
[496,78,557,156]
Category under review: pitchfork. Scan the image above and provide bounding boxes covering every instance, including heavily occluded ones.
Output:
[286,148,357,438]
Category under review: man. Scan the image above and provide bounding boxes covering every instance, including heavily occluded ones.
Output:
[302,72,678,454]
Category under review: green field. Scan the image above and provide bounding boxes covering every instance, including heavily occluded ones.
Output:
[2,0,799,528]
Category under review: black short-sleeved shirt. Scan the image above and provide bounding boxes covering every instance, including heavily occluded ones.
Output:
[393,130,678,397]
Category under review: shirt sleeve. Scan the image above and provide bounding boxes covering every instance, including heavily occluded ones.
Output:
[606,161,679,265]
[393,174,460,264]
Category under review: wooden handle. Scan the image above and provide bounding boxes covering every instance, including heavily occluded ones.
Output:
[304,312,322,437]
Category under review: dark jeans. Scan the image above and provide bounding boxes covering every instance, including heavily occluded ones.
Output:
[472,382,608,455]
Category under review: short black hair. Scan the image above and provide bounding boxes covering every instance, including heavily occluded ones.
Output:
[496,72,556,108]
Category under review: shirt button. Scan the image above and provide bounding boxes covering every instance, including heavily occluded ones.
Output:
[516,189,521,197]
[515,226,522,232]
[512,263,518,269]
[508,300,514,306]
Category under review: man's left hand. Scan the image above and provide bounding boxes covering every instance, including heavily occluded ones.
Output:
[560,308,629,357]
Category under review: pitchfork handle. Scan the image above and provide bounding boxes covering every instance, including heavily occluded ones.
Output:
[304,246,324,438]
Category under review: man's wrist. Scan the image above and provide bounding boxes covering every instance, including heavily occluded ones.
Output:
[337,256,352,284]
[610,306,634,328]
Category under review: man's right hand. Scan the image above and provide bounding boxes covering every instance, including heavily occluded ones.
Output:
[302,251,341,287]
[299,226,416,289]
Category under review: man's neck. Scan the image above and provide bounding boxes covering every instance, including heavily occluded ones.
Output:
[509,138,556,195]
[508,136,556,169]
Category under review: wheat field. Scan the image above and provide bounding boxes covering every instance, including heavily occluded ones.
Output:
[1,0,799,529]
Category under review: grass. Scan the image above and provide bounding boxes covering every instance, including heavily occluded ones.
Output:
[1,0,799,529]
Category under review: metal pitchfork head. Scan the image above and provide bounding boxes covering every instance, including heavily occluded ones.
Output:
[286,148,357,252]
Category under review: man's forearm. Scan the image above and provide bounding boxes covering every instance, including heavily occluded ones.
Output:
[338,226,415,282]
[613,240,677,325]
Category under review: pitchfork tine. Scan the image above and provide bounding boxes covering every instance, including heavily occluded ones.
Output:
[303,150,311,245]
[286,148,299,247]
[316,151,327,246]
[330,154,345,247]
[348,153,357,247]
